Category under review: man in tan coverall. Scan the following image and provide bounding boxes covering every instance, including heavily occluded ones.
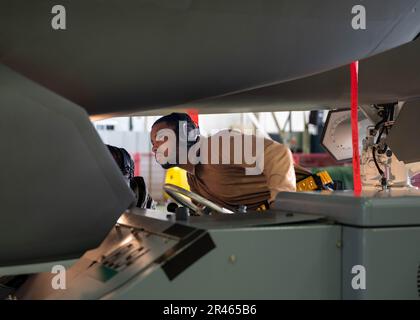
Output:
[151,113,308,211]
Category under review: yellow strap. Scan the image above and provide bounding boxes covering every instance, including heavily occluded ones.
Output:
[296,176,318,191]
[296,171,333,192]
[317,171,333,185]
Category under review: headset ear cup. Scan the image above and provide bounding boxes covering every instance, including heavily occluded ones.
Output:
[177,121,187,143]
[186,123,200,149]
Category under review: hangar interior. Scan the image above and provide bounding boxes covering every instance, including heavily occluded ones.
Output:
[1,0,420,300]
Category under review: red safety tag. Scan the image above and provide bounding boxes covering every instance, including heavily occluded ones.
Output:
[187,109,199,126]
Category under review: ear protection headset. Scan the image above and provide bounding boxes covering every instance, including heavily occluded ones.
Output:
[176,114,200,149]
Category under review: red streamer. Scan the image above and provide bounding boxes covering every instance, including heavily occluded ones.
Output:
[351,61,362,195]
[187,109,199,126]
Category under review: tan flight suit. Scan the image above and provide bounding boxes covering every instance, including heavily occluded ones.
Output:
[186,130,309,211]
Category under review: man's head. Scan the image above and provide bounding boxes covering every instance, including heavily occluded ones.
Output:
[151,113,200,169]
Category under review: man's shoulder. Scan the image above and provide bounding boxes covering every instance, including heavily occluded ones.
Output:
[264,138,289,151]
